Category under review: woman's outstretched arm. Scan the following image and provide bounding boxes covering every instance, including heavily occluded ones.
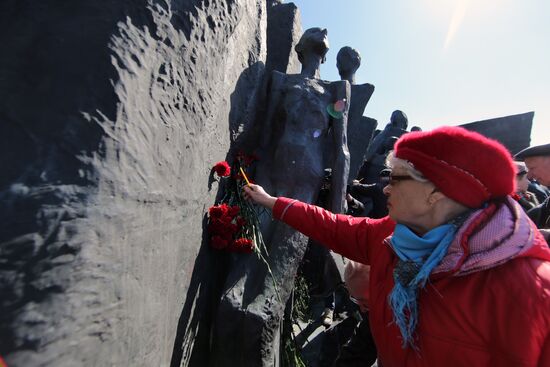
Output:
[243,184,395,264]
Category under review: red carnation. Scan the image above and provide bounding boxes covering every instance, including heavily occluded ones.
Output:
[228,205,240,217]
[208,218,237,239]
[208,221,222,237]
[208,217,225,233]
[229,222,239,234]
[213,161,231,177]
[220,214,233,224]
[209,203,229,218]
[236,217,247,227]
[230,238,254,253]
[211,235,229,249]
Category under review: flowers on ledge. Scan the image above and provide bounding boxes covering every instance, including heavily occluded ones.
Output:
[208,203,253,253]
[208,152,260,254]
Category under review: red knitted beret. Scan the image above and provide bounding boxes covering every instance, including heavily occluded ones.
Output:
[393,126,515,208]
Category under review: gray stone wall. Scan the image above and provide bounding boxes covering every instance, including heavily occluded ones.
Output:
[460,112,533,154]
[266,2,302,74]
[0,0,267,365]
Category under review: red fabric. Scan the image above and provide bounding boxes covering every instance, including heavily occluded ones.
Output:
[394,127,516,208]
[273,197,550,367]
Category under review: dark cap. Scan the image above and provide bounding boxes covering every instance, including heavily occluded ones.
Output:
[514,143,550,160]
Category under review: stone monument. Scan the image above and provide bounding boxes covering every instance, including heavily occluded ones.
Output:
[210,27,351,367]
[335,46,378,183]
[359,110,409,183]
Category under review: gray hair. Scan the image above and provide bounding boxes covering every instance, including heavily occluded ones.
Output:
[385,151,430,183]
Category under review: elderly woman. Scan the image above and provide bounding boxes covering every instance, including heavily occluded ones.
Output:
[244,127,550,366]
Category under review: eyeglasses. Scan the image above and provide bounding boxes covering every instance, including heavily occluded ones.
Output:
[379,171,415,186]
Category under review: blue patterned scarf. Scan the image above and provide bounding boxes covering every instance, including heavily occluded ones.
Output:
[389,223,457,349]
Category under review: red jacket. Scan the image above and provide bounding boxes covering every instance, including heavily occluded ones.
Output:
[273,197,550,367]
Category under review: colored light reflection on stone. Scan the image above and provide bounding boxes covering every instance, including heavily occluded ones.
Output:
[334,99,346,112]
[326,99,346,119]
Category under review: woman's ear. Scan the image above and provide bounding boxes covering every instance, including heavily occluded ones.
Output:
[428,189,446,206]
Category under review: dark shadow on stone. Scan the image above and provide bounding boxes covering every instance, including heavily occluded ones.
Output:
[294,320,323,349]
[170,213,230,367]
[265,2,300,74]
[228,61,267,148]
[207,170,216,192]
[170,60,266,367]
[0,0,161,357]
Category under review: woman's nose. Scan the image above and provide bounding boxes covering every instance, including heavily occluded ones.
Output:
[383,184,391,196]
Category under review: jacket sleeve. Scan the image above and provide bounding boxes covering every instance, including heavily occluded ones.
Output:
[272,197,395,264]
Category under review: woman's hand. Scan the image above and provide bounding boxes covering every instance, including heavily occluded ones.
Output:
[243,184,277,210]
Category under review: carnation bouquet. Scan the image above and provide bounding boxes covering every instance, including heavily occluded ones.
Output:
[208,152,280,300]
[210,154,309,366]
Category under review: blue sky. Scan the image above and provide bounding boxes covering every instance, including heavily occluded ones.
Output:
[291,0,549,145]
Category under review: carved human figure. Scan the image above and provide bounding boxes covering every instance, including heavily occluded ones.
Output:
[357,110,409,190]
[364,110,409,165]
[211,28,351,366]
[337,46,361,84]
[389,109,408,130]
[336,46,377,182]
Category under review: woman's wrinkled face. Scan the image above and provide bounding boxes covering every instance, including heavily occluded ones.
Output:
[382,169,436,231]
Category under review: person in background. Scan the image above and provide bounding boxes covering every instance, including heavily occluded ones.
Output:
[244,127,550,367]
[349,170,391,219]
[306,168,338,327]
[528,180,550,204]
[513,161,539,212]
[515,143,550,240]
[332,260,377,366]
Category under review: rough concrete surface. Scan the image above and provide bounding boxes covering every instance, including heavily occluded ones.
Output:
[0,0,267,366]
[266,1,302,74]
[460,111,533,154]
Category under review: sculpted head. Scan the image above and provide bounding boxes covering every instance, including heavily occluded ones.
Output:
[336,46,361,80]
[294,27,329,64]
[390,110,408,130]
